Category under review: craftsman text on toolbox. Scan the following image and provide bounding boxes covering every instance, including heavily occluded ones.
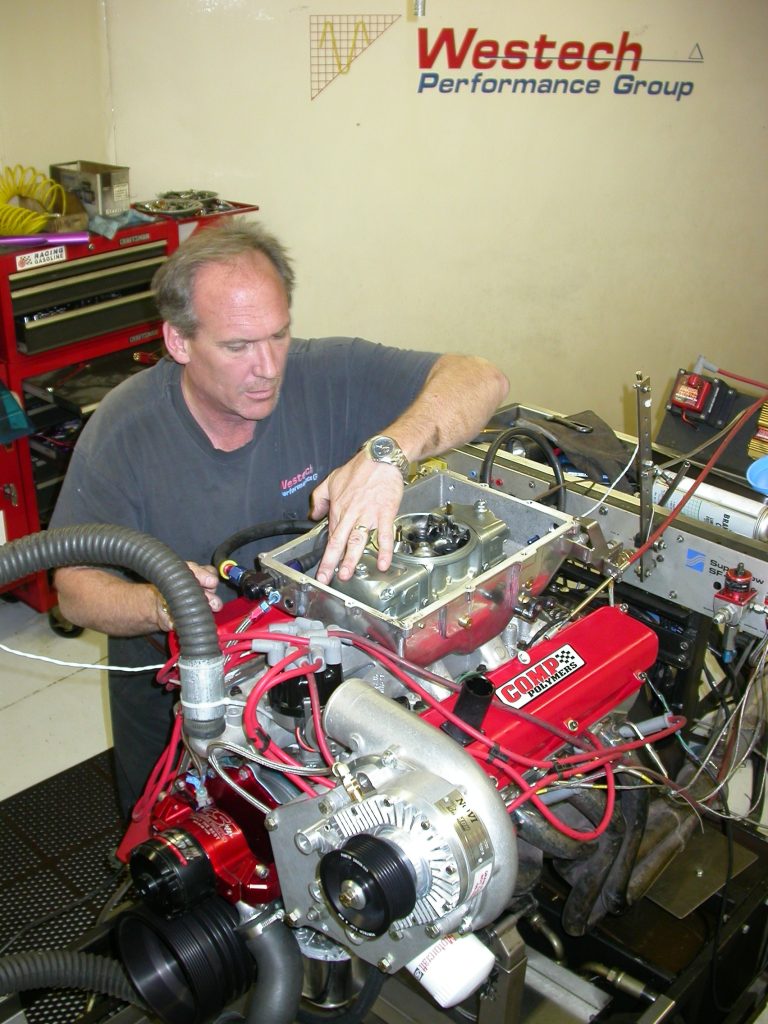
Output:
[417,28,695,101]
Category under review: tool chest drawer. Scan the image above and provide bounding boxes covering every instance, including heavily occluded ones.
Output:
[2,225,174,355]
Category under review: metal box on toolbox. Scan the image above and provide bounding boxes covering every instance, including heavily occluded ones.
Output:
[50,161,130,218]
[260,471,576,664]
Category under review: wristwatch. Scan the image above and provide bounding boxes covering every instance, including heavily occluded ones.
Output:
[362,434,410,481]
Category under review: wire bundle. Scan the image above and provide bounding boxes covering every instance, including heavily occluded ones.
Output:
[148,619,686,845]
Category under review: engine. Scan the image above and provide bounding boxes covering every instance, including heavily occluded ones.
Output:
[1,363,765,1024]
[98,472,700,1023]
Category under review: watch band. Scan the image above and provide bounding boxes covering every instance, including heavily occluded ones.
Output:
[362,434,410,481]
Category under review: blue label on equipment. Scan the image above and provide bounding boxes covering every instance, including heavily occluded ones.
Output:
[685,549,706,573]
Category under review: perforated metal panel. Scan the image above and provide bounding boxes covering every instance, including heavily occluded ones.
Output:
[0,751,128,1023]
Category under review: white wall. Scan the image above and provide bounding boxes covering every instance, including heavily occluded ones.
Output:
[101,0,767,430]
[1,1,765,429]
[0,0,765,792]
[0,0,111,169]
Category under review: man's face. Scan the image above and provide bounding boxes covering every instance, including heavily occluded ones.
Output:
[164,252,291,426]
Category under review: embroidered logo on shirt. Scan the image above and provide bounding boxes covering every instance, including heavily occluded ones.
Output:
[281,463,319,497]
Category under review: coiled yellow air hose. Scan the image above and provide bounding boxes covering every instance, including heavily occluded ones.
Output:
[0,165,66,234]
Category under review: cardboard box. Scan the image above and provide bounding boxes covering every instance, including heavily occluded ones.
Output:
[11,190,89,232]
[50,161,130,218]
[47,189,89,232]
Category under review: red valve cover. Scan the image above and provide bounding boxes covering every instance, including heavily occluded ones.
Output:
[421,605,659,762]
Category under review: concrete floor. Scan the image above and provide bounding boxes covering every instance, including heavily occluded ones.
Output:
[0,598,111,802]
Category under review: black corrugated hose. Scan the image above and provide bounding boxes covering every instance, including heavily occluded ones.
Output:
[0,523,219,658]
[0,950,141,1007]
[0,524,218,1014]
[0,526,315,1023]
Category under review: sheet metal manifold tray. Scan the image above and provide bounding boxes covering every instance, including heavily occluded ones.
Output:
[260,472,576,664]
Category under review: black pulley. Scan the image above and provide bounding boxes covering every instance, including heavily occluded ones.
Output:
[115,896,253,1024]
[130,829,216,916]
[319,833,417,937]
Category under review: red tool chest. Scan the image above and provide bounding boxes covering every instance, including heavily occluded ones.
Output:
[0,220,179,611]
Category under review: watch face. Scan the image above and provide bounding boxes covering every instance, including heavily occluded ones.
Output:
[370,436,395,459]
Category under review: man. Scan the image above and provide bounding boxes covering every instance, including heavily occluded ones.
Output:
[51,220,508,814]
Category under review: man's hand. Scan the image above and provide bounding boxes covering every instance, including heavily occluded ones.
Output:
[186,561,223,613]
[310,452,404,584]
[54,561,224,637]
[155,561,223,631]
[308,353,508,587]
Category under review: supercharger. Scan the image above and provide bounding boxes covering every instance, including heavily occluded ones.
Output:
[267,677,516,985]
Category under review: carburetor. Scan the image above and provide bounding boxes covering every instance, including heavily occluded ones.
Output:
[329,502,509,617]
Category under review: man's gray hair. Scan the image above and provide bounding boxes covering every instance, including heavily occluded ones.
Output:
[152,219,295,337]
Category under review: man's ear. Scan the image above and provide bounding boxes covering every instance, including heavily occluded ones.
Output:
[163,322,191,364]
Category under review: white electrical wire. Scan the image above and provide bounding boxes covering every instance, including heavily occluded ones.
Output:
[656,405,751,472]
[0,640,163,673]
[581,443,639,519]
[710,652,765,795]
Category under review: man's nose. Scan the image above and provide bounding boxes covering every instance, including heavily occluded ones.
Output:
[251,340,281,377]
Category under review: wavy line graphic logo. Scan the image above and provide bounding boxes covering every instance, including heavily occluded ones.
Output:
[310,14,400,98]
[685,549,706,573]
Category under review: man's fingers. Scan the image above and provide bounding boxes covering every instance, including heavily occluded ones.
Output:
[315,532,345,584]
[316,521,370,584]
[376,523,394,572]
[336,524,374,581]
[309,480,330,520]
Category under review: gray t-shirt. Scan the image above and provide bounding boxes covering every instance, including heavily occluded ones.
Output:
[51,335,439,814]
[50,336,439,570]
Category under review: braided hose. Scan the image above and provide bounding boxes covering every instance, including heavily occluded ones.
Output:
[0,950,141,1006]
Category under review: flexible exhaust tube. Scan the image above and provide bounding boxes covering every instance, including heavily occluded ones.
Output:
[0,950,140,1006]
[0,525,225,737]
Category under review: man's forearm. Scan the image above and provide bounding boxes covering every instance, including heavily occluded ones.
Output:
[54,566,170,636]
[384,354,508,462]
[310,353,506,584]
